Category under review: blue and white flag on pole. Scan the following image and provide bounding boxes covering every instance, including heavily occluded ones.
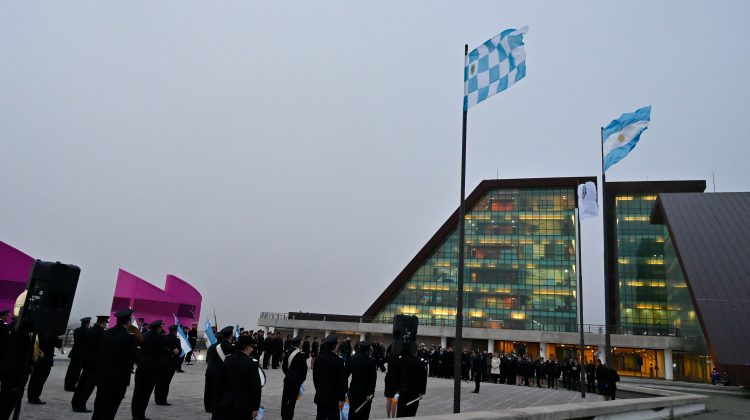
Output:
[602,106,652,171]
[204,319,217,346]
[464,26,528,110]
[173,315,192,358]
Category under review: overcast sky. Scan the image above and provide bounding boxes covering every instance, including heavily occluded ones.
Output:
[2,1,749,329]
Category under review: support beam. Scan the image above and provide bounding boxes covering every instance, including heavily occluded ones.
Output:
[664,349,673,380]
[540,342,548,360]
[360,332,366,342]
[293,328,299,337]
[441,336,448,348]
[487,339,495,354]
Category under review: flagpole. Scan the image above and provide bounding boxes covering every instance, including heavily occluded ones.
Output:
[575,200,586,398]
[453,43,468,415]
[600,127,612,366]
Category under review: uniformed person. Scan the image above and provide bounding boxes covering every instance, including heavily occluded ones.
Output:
[312,334,347,420]
[154,324,180,406]
[346,341,377,420]
[131,320,167,420]
[0,318,34,419]
[91,308,137,420]
[71,315,109,413]
[393,348,427,417]
[281,335,307,419]
[0,310,13,377]
[64,317,91,391]
[216,334,262,420]
[204,326,235,418]
[27,334,62,404]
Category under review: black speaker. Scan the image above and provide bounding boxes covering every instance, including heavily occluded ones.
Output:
[392,314,418,355]
[17,260,80,336]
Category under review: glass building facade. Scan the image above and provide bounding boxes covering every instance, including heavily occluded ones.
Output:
[373,186,580,331]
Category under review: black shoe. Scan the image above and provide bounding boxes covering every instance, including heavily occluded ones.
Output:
[176,369,185,373]
[64,388,76,392]
[72,407,92,413]
[155,402,171,406]
[28,399,46,405]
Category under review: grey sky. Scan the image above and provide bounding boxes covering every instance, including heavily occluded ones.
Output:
[2,1,749,328]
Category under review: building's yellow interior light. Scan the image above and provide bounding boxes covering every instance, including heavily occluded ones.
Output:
[432,308,456,316]
[616,196,634,201]
[623,216,651,222]
[510,312,526,320]
[642,195,657,201]
[518,214,565,220]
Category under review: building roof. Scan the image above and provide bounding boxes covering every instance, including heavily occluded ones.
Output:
[363,177,597,318]
[652,192,750,384]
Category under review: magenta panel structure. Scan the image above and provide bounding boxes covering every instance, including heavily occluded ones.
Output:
[0,241,35,312]
[109,269,202,328]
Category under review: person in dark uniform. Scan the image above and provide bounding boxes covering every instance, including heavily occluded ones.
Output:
[383,345,398,418]
[310,336,319,369]
[154,324,180,406]
[217,335,261,420]
[302,336,311,357]
[185,323,198,365]
[272,333,284,369]
[0,318,34,419]
[131,320,167,420]
[346,341,377,420]
[27,334,62,404]
[313,334,347,420]
[91,309,137,420]
[262,332,273,369]
[71,315,109,413]
[64,317,90,391]
[471,350,482,393]
[204,326,235,418]
[0,310,11,363]
[393,349,428,418]
[281,336,307,420]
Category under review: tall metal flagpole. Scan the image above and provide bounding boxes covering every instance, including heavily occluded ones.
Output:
[575,196,586,398]
[600,127,612,366]
[453,43,469,414]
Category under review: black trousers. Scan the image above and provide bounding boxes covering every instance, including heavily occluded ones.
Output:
[262,351,270,369]
[396,395,420,417]
[71,366,97,410]
[348,395,372,420]
[272,351,281,368]
[131,371,157,419]
[64,357,84,391]
[315,401,339,420]
[204,375,214,413]
[281,381,300,420]
[91,385,126,420]
[27,359,52,401]
[0,373,31,420]
[473,374,480,392]
[154,368,175,404]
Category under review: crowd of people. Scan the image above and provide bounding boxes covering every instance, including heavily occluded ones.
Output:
[0,310,631,420]
[423,346,622,400]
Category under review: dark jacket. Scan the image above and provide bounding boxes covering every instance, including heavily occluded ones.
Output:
[393,354,427,398]
[282,347,308,386]
[137,330,168,374]
[95,324,137,387]
[206,339,234,379]
[218,351,262,415]
[68,326,87,360]
[346,353,377,399]
[162,333,181,371]
[82,324,105,369]
[313,348,347,405]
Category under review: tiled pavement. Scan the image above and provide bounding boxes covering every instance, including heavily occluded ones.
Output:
[22,354,602,419]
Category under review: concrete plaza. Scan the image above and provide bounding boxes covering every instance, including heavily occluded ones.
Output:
[19,353,603,419]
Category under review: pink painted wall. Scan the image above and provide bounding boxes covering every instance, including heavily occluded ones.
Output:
[0,241,35,312]
[109,269,201,328]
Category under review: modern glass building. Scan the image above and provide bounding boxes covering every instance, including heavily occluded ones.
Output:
[366,178,594,332]
[605,181,709,380]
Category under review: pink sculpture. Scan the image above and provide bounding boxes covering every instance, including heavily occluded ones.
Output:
[0,241,35,313]
[109,269,202,328]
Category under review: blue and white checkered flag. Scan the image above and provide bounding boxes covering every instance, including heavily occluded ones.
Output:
[464,26,528,110]
[173,315,192,358]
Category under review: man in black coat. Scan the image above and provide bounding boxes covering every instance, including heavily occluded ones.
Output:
[313,334,347,420]
[64,317,90,391]
[185,323,198,365]
[394,349,428,417]
[272,333,284,369]
[346,341,377,420]
[27,335,62,404]
[204,326,235,418]
[471,350,482,393]
[71,315,109,413]
[0,310,11,364]
[281,336,307,420]
[131,320,167,420]
[91,309,137,420]
[154,325,180,405]
[217,335,261,420]
[0,319,34,419]
[262,332,273,369]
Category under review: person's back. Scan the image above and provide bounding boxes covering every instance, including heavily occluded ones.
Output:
[313,336,347,420]
[219,338,261,420]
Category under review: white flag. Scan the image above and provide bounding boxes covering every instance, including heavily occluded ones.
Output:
[577,182,599,220]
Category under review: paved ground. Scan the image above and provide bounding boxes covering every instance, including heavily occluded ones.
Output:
[20,354,602,419]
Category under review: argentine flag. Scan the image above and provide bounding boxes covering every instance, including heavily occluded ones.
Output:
[173,315,192,358]
[204,319,217,346]
[602,106,652,171]
[464,26,528,110]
